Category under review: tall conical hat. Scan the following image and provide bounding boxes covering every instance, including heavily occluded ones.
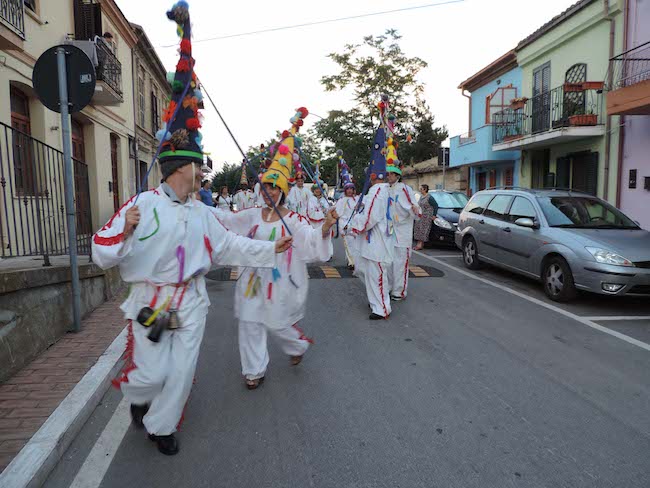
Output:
[378,95,402,176]
[239,159,249,186]
[337,150,355,189]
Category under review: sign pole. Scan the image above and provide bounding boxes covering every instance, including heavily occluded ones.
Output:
[56,46,82,333]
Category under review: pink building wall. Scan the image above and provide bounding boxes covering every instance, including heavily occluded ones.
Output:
[619,0,650,229]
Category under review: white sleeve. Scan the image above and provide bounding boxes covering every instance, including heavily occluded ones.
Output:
[91,194,139,269]
[207,216,275,268]
[292,217,333,263]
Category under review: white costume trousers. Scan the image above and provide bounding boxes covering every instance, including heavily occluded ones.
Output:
[357,256,391,318]
[343,235,356,267]
[389,247,411,299]
[238,321,311,380]
[120,316,205,436]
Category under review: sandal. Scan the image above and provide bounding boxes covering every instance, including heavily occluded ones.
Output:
[290,355,303,366]
[245,376,265,390]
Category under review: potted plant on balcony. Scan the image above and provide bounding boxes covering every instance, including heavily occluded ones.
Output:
[581,81,604,91]
[563,82,584,93]
[510,97,528,111]
[569,108,597,126]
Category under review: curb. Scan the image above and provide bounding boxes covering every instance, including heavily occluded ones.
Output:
[0,327,127,488]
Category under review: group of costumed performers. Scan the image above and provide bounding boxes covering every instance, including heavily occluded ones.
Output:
[91,2,293,456]
[233,163,256,210]
[213,108,336,390]
[342,96,421,319]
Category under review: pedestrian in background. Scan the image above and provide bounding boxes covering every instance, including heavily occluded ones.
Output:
[198,180,214,207]
[413,184,437,251]
[215,186,232,211]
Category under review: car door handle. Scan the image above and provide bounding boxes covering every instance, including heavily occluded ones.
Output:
[479,219,485,224]
[502,227,511,232]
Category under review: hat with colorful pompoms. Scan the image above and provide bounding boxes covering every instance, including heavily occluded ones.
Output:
[338,150,355,189]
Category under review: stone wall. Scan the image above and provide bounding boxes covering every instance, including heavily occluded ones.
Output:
[0,264,123,383]
[402,157,469,194]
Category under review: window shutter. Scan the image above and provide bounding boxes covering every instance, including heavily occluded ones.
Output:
[556,157,571,189]
[74,0,102,40]
[585,153,598,196]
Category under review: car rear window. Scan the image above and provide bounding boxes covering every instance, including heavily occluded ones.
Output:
[483,195,513,220]
[465,194,493,215]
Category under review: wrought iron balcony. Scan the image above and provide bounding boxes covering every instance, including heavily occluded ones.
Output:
[606,40,650,115]
[493,84,604,149]
[94,36,123,104]
[0,0,25,41]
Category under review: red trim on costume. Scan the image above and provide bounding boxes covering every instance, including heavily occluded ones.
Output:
[93,232,125,246]
[112,321,136,389]
[102,195,136,231]
[402,187,413,205]
[378,263,388,318]
[292,324,314,344]
[401,249,410,299]
[204,235,213,264]
[149,286,161,308]
[176,376,197,431]
[351,189,380,234]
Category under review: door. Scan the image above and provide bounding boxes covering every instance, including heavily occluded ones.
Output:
[489,170,497,189]
[502,196,544,274]
[531,150,550,189]
[478,172,487,191]
[571,152,598,195]
[479,194,513,262]
[561,63,587,126]
[10,87,35,195]
[110,134,120,212]
[532,63,551,133]
[71,121,92,251]
[504,167,514,188]
[556,157,571,189]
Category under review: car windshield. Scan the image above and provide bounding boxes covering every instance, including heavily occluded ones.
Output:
[537,196,639,229]
[430,192,469,209]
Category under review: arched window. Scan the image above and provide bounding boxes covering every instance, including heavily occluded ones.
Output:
[563,63,587,122]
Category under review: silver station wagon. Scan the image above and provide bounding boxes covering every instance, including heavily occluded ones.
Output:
[455,188,650,302]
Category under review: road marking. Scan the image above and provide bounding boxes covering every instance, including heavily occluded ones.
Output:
[229,269,239,280]
[69,396,131,488]
[425,254,460,258]
[321,266,341,278]
[583,316,650,322]
[413,251,650,353]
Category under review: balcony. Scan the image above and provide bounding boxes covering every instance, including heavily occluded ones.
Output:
[450,126,519,167]
[492,83,605,151]
[93,37,123,105]
[606,41,650,116]
[0,0,25,50]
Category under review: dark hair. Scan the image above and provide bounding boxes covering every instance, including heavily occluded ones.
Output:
[421,184,429,193]
[103,32,114,39]
[220,185,228,193]
[262,183,287,205]
[202,180,210,187]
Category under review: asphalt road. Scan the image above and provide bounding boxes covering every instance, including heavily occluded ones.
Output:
[44,240,650,488]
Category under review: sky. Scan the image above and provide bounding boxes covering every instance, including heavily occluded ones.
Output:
[115,0,579,171]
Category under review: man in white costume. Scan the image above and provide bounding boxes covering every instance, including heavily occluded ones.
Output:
[335,153,359,269]
[286,171,312,217]
[349,124,395,320]
[92,2,292,456]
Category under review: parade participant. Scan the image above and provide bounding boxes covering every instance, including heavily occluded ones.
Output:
[311,183,329,214]
[233,162,255,210]
[386,156,420,301]
[335,152,359,270]
[286,170,311,217]
[214,108,335,389]
[349,112,395,320]
[92,2,292,456]
[215,185,232,211]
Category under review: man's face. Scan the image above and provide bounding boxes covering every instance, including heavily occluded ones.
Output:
[178,162,203,190]
[296,177,304,188]
[387,172,399,185]
[313,188,322,198]
[203,182,210,190]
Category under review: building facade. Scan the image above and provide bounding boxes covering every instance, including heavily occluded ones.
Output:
[492,0,624,204]
[450,51,522,195]
[607,0,650,229]
[402,158,469,194]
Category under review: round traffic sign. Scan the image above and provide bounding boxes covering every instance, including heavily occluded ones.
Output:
[32,45,96,114]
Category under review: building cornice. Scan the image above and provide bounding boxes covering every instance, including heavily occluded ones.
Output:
[458,50,518,92]
[100,0,138,48]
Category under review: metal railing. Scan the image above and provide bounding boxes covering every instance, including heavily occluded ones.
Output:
[457,130,476,146]
[0,0,25,38]
[607,40,650,90]
[0,123,93,264]
[95,37,123,98]
[493,84,604,144]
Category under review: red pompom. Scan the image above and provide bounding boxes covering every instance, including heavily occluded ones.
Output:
[282,130,290,139]
[186,117,202,130]
[278,144,289,155]
[296,119,304,127]
[296,107,309,118]
[176,58,191,73]
[180,39,191,55]
[387,158,394,164]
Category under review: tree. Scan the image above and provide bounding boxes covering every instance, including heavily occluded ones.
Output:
[315,29,448,188]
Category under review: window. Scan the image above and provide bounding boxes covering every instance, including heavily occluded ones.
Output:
[10,87,35,195]
[138,69,146,128]
[110,134,120,212]
[485,86,517,124]
[151,91,160,133]
[139,161,148,191]
[466,194,493,215]
[74,0,102,41]
[71,121,85,161]
[508,197,537,223]
[538,197,638,229]
[504,167,514,187]
[483,195,513,220]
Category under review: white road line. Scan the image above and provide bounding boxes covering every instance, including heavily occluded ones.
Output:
[424,254,460,258]
[69,396,131,488]
[583,316,650,322]
[413,251,650,353]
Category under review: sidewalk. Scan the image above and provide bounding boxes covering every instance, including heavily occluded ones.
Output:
[0,292,127,474]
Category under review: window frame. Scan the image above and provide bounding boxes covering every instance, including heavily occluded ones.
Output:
[485,85,517,124]
[507,196,538,223]
[483,194,514,221]
[137,68,146,129]
[466,193,494,215]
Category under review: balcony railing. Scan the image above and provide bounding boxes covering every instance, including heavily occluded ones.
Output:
[607,40,650,90]
[493,84,604,145]
[95,37,123,98]
[0,0,25,39]
[457,130,476,146]
[0,123,93,264]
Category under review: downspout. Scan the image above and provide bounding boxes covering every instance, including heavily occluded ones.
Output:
[615,0,629,208]
[461,88,472,195]
[131,44,140,193]
[602,0,615,202]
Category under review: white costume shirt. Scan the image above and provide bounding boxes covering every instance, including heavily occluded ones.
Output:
[233,190,255,211]
[349,183,395,263]
[92,185,276,322]
[306,195,326,228]
[253,182,263,207]
[286,186,312,217]
[215,194,232,211]
[214,208,333,329]
[335,195,359,232]
[389,182,421,248]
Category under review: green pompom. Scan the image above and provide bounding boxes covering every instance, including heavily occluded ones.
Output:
[294,136,303,147]
[172,80,184,93]
[279,157,288,166]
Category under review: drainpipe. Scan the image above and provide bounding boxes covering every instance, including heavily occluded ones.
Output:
[461,89,472,133]
[602,0,615,202]
[131,46,140,193]
[615,0,629,208]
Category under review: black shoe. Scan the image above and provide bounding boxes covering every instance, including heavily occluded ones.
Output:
[369,313,385,320]
[390,295,404,302]
[130,403,149,429]
[148,433,179,456]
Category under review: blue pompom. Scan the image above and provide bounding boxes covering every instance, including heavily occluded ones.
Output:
[194,90,203,102]
[166,72,176,84]
[156,128,171,142]
[195,132,203,145]
[177,0,189,8]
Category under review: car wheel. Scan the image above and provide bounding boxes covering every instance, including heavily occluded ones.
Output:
[543,257,577,302]
[462,236,481,270]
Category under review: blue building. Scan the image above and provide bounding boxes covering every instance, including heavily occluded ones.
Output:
[450,50,522,195]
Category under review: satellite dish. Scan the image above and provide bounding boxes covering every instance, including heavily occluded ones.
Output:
[32,45,96,114]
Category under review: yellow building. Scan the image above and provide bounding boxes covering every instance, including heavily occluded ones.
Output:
[0,0,165,261]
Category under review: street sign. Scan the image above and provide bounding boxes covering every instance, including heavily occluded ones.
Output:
[32,45,96,114]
